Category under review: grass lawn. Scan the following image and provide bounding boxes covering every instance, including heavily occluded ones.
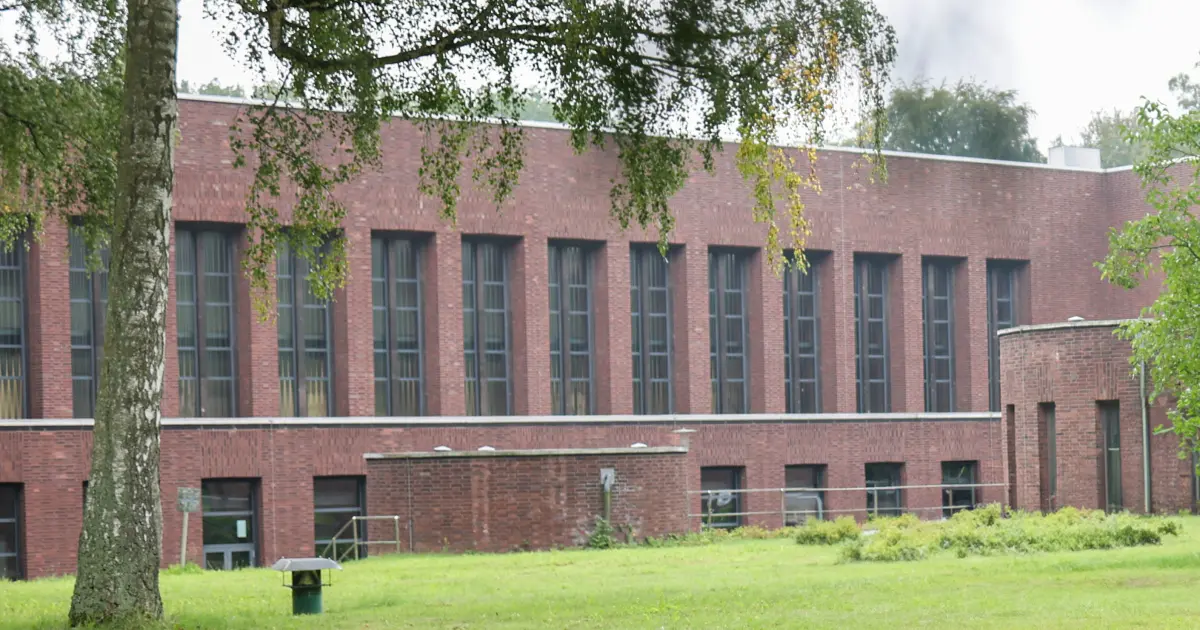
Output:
[5,519,1200,629]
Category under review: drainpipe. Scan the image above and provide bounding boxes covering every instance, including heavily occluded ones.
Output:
[1141,360,1151,514]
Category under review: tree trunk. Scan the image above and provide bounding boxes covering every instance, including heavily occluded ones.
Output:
[68,0,176,622]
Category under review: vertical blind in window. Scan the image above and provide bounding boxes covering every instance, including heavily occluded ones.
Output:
[783,260,819,413]
[277,241,333,417]
[854,257,889,413]
[462,240,511,416]
[709,251,749,414]
[371,237,423,416]
[69,228,108,419]
[630,246,672,414]
[549,244,593,415]
[922,260,955,412]
[176,229,236,417]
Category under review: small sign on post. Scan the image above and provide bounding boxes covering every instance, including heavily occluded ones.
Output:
[177,487,201,567]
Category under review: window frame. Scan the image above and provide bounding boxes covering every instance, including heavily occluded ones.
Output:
[200,478,260,571]
[783,257,820,413]
[1100,401,1122,512]
[372,234,425,416]
[462,238,513,416]
[987,262,1021,411]
[709,249,750,414]
[699,466,744,529]
[922,259,956,412]
[0,484,21,581]
[784,464,827,525]
[630,245,674,415]
[941,460,978,518]
[865,462,904,518]
[176,226,238,418]
[68,227,109,419]
[277,240,335,418]
[548,241,596,415]
[314,476,367,560]
[854,256,890,413]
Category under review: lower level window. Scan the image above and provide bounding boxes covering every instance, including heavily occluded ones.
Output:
[700,467,743,528]
[942,461,978,517]
[865,463,903,518]
[0,484,19,580]
[201,479,258,570]
[314,476,366,560]
[785,465,826,525]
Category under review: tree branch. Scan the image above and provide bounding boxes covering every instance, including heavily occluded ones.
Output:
[0,106,47,158]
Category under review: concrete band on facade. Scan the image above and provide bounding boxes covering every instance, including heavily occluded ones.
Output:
[0,97,1184,579]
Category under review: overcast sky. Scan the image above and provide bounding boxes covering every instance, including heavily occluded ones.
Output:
[177,0,1200,151]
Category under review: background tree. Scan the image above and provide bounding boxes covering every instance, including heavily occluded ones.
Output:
[857,78,1044,162]
[179,78,247,97]
[1,0,897,624]
[1052,109,1147,169]
[1099,99,1200,469]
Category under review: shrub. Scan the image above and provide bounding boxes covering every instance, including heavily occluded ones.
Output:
[587,516,618,549]
[730,525,806,540]
[795,517,861,545]
[839,504,1181,563]
[641,527,731,548]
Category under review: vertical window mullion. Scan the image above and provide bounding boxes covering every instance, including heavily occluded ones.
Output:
[383,243,396,417]
[294,252,306,417]
[475,251,486,415]
[195,236,207,416]
[641,251,653,412]
[715,255,726,412]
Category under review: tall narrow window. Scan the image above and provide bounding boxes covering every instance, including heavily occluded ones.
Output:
[463,240,511,416]
[854,257,889,413]
[784,260,819,413]
[549,243,593,415]
[865,462,903,517]
[987,263,1021,411]
[0,484,19,580]
[69,228,109,419]
[709,250,749,414]
[1100,401,1122,512]
[277,241,332,417]
[0,245,24,419]
[314,476,366,560]
[631,246,672,415]
[922,260,955,412]
[1040,402,1057,510]
[942,461,978,517]
[372,236,423,416]
[176,229,236,417]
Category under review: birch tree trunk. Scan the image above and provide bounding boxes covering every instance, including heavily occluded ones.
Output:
[68,0,176,622]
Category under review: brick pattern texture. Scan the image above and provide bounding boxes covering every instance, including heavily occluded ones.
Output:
[1000,323,1193,514]
[365,451,689,553]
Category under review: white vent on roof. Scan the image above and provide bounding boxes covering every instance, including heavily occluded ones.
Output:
[1068,316,1085,322]
[478,445,496,452]
[433,445,452,452]
[1048,146,1101,170]
[631,442,648,448]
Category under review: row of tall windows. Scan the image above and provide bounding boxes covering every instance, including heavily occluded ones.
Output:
[0,228,1026,420]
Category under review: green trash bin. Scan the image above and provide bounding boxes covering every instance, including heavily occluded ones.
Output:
[273,558,342,616]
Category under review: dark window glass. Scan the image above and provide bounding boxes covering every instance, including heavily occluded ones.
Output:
[865,463,903,518]
[631,246,673,414]
[314,477,366,560]
[278,240,332,417]
[783,258,819,413]
[176,228,236,417]
[549,244,593,415]
[942,461,978,517]
[700,467,743,528]
[785,465,826,525]
[201,479,257,570]
[923,260,955,412]
[987,263,1020,411]
[0,484,20,580]
[0,245,24,419]
[854,258,889,413]
[372,237,423,416]
[69,228,109,419]
[1040,403,1057,510]
[709,251,749,414]
[1100,401,1122,512]
[462,240,511,415]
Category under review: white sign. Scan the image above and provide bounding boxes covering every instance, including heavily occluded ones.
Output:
[176,487,201,513]
[600,468,615,491]
[236,519,247,539]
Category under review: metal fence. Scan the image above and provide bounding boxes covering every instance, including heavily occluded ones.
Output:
[320,515,405,562]
[688,482,1008,527]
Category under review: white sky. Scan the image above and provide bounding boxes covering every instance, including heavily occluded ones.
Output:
[172,0,1200,151]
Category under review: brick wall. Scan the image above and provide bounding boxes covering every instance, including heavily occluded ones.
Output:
[999,321,1193,513]
[0,415,999,578]
[365,448,689,552]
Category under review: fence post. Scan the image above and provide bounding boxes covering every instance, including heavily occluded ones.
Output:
[779,489,787,527]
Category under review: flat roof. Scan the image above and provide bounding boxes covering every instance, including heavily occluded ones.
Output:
[364,446,688,459]
[178,94,1127,174]
[997,319,1133,337]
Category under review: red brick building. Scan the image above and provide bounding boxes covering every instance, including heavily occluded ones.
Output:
[0,96,1181,579]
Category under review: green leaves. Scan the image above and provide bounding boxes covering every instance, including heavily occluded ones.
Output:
[1100,95,1200,463]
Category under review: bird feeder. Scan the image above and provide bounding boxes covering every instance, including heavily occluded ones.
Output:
[272,557,342,615]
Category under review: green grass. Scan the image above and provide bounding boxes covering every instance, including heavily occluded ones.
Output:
[6,518,1200,629]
